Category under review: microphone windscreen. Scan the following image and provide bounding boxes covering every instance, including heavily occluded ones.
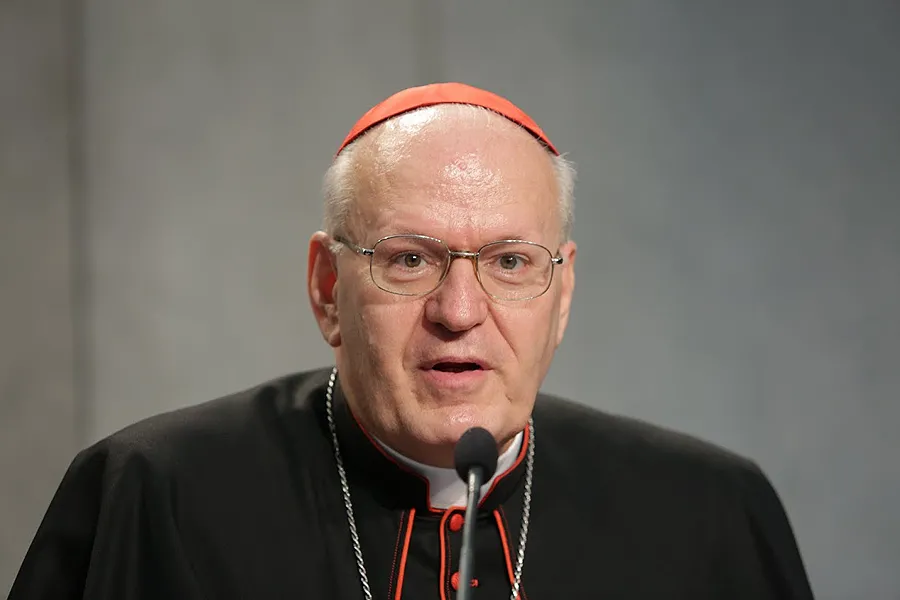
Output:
[454,427,499,482]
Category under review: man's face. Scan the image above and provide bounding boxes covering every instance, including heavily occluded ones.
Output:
[312,107,576,466]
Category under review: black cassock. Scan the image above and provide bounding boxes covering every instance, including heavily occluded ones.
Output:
[10,368,815,599]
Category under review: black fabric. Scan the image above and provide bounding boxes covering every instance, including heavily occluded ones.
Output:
[9,367,816,599]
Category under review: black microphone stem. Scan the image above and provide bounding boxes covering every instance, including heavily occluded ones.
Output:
[457,466,484,600]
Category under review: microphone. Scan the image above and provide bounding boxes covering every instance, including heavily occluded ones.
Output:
[453,427,499,600]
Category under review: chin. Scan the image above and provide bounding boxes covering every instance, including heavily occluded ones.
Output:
[419,403,508,445]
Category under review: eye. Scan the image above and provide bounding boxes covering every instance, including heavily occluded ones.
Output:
[386,251,432,270]
[498,254,524,270]
[403,253,422,268]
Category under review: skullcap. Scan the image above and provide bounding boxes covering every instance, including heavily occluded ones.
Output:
[336,82,558,156]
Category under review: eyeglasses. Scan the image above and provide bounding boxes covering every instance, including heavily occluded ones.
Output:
[333,233,564,302]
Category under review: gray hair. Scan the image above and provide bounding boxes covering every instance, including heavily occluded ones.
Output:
[322,112,576,246]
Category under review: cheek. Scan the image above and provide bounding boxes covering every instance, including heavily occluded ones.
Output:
[494,299,560,366]
[345,294,422,367]
[336,279,374,351]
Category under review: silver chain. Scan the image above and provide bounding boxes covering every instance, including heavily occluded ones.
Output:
[509,414,533,600]
[325,367,533,600]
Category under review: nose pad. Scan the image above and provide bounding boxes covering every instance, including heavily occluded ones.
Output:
[439,255,482,294]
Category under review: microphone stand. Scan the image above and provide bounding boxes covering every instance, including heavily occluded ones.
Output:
[457,466,484,600]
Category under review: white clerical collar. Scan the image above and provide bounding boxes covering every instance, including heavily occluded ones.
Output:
[374,431,524,509]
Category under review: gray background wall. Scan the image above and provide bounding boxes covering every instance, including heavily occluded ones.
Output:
[1,0,79,593]
[2,1,898,598]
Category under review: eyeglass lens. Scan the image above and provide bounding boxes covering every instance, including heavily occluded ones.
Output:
[369,235,554,300]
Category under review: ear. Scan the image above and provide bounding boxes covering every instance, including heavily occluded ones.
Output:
[555,240,577,346]
[307,231,341,347]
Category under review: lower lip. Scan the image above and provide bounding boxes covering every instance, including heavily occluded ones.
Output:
[420,368,489,390]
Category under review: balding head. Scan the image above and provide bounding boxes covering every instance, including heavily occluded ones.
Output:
[323,104,576,246]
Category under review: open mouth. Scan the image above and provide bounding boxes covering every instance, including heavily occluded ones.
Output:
[431,362,483,373]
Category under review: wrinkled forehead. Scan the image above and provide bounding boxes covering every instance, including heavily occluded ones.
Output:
[356,105,556,190]
[339,107,561,245]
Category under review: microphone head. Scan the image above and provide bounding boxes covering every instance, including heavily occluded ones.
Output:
[454,427,499,482]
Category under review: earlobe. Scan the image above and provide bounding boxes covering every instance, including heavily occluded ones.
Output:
[307,232,341,347]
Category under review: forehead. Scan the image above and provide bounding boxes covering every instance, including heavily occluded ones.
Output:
[352,106,560,243]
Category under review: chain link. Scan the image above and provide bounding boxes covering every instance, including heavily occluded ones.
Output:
[509,416,534,600]
[326,368,374,600]
[325,366,533,600]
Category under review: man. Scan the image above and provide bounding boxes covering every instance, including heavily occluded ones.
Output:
[9,83,815,599]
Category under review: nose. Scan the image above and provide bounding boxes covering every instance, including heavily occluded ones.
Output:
[423,257,489,333]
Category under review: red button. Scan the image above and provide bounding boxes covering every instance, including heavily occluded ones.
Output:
[450,572,478,590]
[449,513,464,532]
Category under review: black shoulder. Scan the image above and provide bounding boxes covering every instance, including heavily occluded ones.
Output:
[85,367,333,476]
[7,371,333,600]
[533,392,760,482]
[532,395,814,596]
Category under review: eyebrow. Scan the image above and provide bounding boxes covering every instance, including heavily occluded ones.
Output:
[371,229,542,243]
[491,232,538,241]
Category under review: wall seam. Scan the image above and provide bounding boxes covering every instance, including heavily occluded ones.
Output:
[67,0,90,449]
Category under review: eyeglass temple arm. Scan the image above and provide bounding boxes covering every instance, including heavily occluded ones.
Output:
[333,235,374,257]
